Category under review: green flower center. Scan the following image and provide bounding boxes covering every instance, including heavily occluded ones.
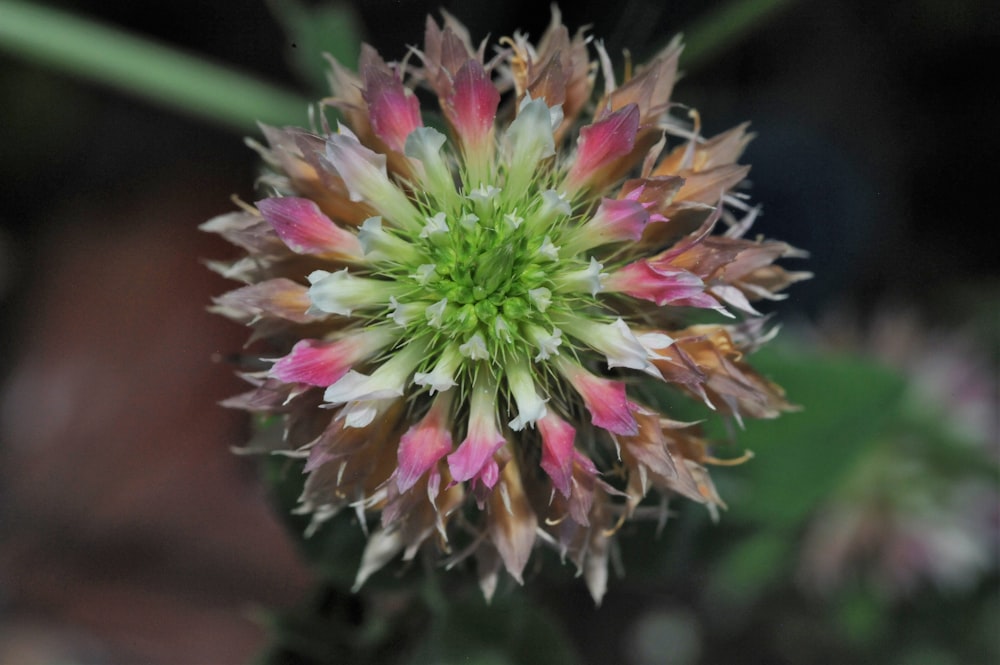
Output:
[422,213,552,334]
[357,129,608,395]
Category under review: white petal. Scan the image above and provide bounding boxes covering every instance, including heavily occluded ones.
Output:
[555,257,606,296]
[340,398,394,428]
[459,333,489,359]
[425,298,448,328]
[356,216,383,255]
[324,370,400,404]
[411,264,436,285]
[507,358,547,431]
[561,317,658,375]
[420,212,449,238]
[404,127,454,200]
[326,129,419,229]
[308,268,393,316]
[413,346,462,394]
[357,216,416,262]
[468,184,501,204]
[494,317,513,343]
[506,97,556,161]
[603,319,655,371]
[539,189,571,217]
[324,344,423,403]
[528,326,562,361]
[528,287,552,312]
[539,236,559,260]
[388,296,423,327]
[503,212,524,230]
[637,332,675,352]
[352,527,404,591]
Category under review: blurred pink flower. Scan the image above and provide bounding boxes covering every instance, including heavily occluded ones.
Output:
[799,310,999,598]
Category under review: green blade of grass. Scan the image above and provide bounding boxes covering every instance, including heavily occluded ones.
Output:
[683,0,797,69]
[0,0,310,131]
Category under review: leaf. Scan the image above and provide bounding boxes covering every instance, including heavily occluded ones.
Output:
[0,0,309,131]
[709,531,788,603]
[726,347,907,528]
[682,0,797,70]
[700,347,908,605]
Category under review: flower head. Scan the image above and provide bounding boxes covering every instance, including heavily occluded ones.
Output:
[206,8,805,604]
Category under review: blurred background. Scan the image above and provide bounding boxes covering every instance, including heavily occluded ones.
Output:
[0,0,996,663]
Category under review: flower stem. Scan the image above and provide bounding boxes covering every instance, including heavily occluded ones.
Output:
[0,0,310,132]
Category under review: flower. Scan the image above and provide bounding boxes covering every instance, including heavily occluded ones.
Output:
[205,7,805,604]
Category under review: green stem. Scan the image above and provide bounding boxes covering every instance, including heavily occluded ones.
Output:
[683,0,797,69]
[0,0,310,132]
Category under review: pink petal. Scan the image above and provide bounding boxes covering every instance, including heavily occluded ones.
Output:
[363,65,423,153]
[556,360,638,436]
[447,374,506,486]
[270,338,357,386]
[448,427,505,487]
[565,103,640,192]
[605,261,723,310]
[477,458,500,489]
[256,197,362,257]
[584,380,639,436]
[567,197,650,254]
[396,395,454,493]
[469,457,501,510]
[212,278,318,324]
[538,411,577,497]
[446,60,500,151]
[565,452,600,525]
[591,198,650,242]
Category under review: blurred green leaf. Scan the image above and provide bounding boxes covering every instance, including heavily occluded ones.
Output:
[698,348,908,605]
[683,0,797,70]
[0,0,310,131]
[727,348,907,528]
[835,586,888,648]
[268,0,364,92]
[710,531,788,601]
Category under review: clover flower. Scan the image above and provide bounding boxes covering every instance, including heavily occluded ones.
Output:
[205,8,806,603]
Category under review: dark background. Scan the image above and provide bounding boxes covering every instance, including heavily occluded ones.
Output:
[0,0,996,662]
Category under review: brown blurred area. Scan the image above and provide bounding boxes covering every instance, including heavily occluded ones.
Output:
[0,171,313,663]
[0,2,326,660]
